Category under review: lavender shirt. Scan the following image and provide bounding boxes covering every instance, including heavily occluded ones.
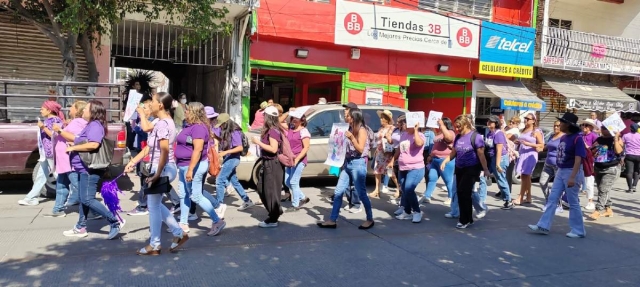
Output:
[454,131,485,168]
[41,117,64,158]
[54,118,87,174]
[623,132,640,156]
[70,120,105,173]
[486,130,507,158]
[147,118,177,167]
[219,130,244,159]
[582,131,598,147]
[545,135,562,167]
[175,123,208,167]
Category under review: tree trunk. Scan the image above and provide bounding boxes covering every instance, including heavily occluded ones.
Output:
[57,34,78,107]
[79,32,99,97]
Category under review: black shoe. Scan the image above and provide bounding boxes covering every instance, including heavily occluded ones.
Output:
[501,201,514,210]
[494,192,503,198]
[627,189,633,193]
[317,222,337,229]
[358,221,375,230]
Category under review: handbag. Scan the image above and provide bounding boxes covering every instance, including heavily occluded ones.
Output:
[208,142,221,176]
[141,120,172,194]
[78,138,115,170]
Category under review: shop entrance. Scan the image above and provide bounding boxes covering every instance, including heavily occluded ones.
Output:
[249,69,343,123]
[406,78,469,121]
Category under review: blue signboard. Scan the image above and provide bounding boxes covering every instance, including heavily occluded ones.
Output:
[500,99,546,111]
[479,21,536,78]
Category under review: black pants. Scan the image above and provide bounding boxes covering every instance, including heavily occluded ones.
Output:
[506,160,516,193]
[257,158,284,223]
[625,154,640,190]
[456,165,481,225]
[125,122,135,151]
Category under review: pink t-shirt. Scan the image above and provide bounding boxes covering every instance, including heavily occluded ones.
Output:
[398,132,426,171]
[53,118,88,174]
[250,110,265,130]
[430,130,454,158]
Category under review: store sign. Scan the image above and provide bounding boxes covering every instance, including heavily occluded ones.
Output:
[490,107,504,114]
[365,87,383,105]
[334,0,480,59]
[479,21,535,78]
[501,99,545,111]
[542,56,640,76]
[567,98,638,112]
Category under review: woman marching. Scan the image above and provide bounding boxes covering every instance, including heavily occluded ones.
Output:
[176,102,226,236]
[479,116,513,211]
[370,110,399,199]
[514,113,544,205]
[622,123,640,193]
[394,122,426,223]
[588,126,624,220]
[538,120,565,214]
[529,113,586,238]
[62,100,125,239]
[441,115,490,229]
[420,118,456,205]
[318,108,374,229]
[125,92,189,254]
[283,111,311,212]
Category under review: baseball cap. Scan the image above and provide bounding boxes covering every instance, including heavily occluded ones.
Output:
[204,106,219,119]
[488,115,500,123]
[264,106,279,117]
[215,113,230,127]
[342,102,358,109]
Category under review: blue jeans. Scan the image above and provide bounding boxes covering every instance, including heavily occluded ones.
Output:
[330,158,372,221]
[216,157,250,204]
[26,159,53,199]
[148,163,182,247]
[285,162,307,207]
[537,167,586,236]
[53,172,79,213]
[479,156,511,202]
[178,161,220,224]
[75,171,119,229]
[399,168,425,213]
[424,157,456,199]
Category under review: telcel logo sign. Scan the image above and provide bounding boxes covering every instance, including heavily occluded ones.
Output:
[485,36,532,53]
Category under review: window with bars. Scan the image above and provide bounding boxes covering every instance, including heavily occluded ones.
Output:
[418,0,493,19]
[475,97,493,118]
[549,18,573,30]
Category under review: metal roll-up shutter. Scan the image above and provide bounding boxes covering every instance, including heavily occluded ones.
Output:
[0,14,89,121]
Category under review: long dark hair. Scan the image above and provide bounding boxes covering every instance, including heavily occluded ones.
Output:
[156,92,174,118]
[442,117,453,131]
[261,114,283,138]
[349,108,365,137]
[219,119,242,151]
[87,99,107,135]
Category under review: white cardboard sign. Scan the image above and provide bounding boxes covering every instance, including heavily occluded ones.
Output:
[602,112,626,134]
[426,111,443,128]
[405,111,425,128]
[123,90,143,122]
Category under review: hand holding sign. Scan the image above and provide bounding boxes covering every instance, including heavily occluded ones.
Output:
[602,112,626,134]
[426,111,443,128]
[406,111,425,128]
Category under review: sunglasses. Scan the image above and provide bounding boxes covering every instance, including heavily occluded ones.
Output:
[525,118,534,121]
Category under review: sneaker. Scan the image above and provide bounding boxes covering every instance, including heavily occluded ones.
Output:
[127,206,149,216]
[395,212,412,220]
[259,221,278,228]
[63,227,88,238]
[382,186,390,194]
[444,213,458,219]
[476,210,487,219]
[107,220,126,240]
[18,198,39,206]
[394,206,404,216]
[87,213,104,220]
[418,196,431,204]
[456,222,470,229]
[207,219,226,236]
[215,204,227,219]
[169,205,181,214]
[585,202,596,211]
[43,211,66,218]
[528,224,549,235]
[494,191,503,198]
[501,201,514,210]
[443,198,452,205]
[566,232,585,238]
[225,185,234,196]
[555,205,564,215]
[348,205,362,214]
[188,213,199,221]
[298,197,310,208]
[411,212,422,223]
[238,200,256,211]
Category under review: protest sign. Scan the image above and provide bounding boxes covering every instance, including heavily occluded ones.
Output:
[426,111,443,128]
[405,111,425,128]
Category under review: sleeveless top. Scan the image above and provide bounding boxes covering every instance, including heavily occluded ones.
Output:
[345,126,370,159]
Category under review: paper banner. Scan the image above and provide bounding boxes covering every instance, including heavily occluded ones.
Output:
[602,112,626,134]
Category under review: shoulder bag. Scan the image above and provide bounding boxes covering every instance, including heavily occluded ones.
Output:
[141,120,172,194]
[78,138,115,170]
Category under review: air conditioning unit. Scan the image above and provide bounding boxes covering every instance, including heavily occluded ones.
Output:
[597,0,624,3]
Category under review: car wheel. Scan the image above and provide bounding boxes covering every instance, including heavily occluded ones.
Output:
[250,160,264,189]
[512,173,521,185]
[33,162,57,198]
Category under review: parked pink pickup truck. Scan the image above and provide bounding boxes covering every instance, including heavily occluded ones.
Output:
[0,80,127,197]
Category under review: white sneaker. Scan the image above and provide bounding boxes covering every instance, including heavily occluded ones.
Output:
[444,213,458,219]
[394,206,404,216]
[225,185,234,196]
[411,212,422,223]
[585,202,596,211]
[348,206,362,214]
[528,224,549,235]
[18,198,39,206]
[215,204,227,219]
[395,212,412,220]
[443,198,452,205]
[188,213,199,221]
[476,210,487,219]
[566,231,585,238]
[238,200,255,211]
[258,221,278,228]
[418,196,431,204]
[555,205,564,214]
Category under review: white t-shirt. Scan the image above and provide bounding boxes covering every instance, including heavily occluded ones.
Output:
[505,127,520,140]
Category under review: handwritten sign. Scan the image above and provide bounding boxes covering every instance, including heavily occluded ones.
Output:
[289,106,311,119]
[123,90,143,122]
[405,111,425,128]
[426,111,443,128]
[324,123,349,167]
[602,112,626,134]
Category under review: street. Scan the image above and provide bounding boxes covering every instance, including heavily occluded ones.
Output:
[1,174,640,287]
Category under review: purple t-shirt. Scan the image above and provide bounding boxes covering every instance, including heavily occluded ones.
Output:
[623,132,640,156]
[70,120,105,173]
[175,123,209,167]
[218,130,244,159]
[398,132,426,171]
[486,130,507,158]
[147,118,176,167]
[54,118,87,174]
[556,133,587,169]
[41,116,64,158]
[545,135,562,166]
[261,128,283,160]
[288,128,310,165]
[454,131,485,168]
[582,131,598,147]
